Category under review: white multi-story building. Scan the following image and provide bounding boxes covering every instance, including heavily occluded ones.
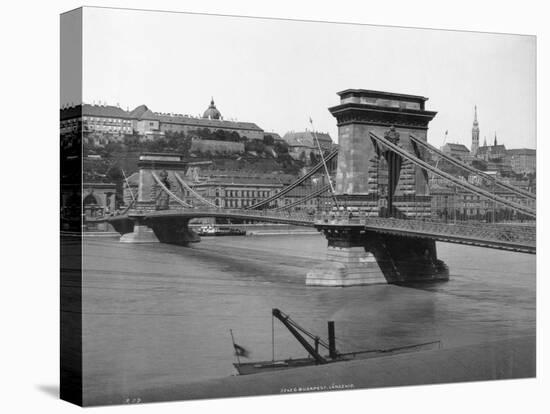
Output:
[61,99,265,145]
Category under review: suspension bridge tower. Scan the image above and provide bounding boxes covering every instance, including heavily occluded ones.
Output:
[118,153,208,244]
[307,89,449,287]
[329,89,437,215]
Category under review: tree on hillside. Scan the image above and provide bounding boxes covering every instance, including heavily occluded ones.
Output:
[230,131,241,142]
[214,129,226,141]
[104,141,124,154]
[123,134,140,147]
[177,136,192,155]
[471,159,487,171]
[310,151,320,165]
[274,141,289,154]
[145,137,171,153]
[245,139,266,154]
[165,130,184,147]
[106,165,123,184]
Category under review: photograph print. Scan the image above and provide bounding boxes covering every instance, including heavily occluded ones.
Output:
[60,6,536,406]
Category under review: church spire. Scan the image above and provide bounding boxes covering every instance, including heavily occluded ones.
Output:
[471,105,480,156]
[494,132,497,146]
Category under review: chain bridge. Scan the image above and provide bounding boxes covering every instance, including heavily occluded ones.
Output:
[108,89,535,286]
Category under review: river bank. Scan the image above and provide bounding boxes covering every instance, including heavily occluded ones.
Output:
[86,335,535,406]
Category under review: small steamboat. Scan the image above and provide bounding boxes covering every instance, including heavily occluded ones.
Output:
[231,308,441,375]
[197,225,246,236]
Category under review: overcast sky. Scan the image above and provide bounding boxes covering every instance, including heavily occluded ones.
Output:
[74,7,536,149]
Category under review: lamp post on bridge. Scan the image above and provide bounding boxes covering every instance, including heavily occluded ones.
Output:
[453,186,457,225]
[492,177,496,223]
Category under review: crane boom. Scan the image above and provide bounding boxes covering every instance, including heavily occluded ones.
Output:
[272,308,327,364]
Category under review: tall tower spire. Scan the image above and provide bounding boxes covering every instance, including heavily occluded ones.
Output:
[494,132,497,146]
[471,105,480,156]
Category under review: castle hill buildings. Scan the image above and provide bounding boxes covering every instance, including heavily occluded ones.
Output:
[60,98,265,145]
[282,130,334,161]
[132,99,265,141]
[440,143,471,162]
[60,103,133,146]
[61,99,335,162]
[507,148,537,174]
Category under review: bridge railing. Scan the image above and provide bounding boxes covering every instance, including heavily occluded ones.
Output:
[121,205,534,248]
[137,206,317,223]
[220,208,316,223]
[313,211,535,247]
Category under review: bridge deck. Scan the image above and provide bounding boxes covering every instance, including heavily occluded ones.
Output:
[112,208,535,254]
[315,216,535,254]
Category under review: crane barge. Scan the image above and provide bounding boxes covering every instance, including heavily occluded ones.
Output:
[232,308,440,375]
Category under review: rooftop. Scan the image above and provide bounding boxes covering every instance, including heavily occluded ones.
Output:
[129,105,157,121]
[507,148,536,156]
[265,132,283,141]
[337,89,429,102]
[478,144,507,154]
[153,112,263,131]
[442,143,471,152]
[60,104,130,120]
[61,102,264,131]
[282,131,333,148]
[332,89,435,114]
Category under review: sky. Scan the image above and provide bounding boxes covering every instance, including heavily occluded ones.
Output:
[71,6,536,150]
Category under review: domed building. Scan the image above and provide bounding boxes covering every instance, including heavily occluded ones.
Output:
[202,98,222,120]
[151,97,264,140]
[62,97,266,146]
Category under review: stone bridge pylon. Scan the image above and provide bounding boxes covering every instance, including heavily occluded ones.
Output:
[306,89,449,287]
[116,153,208,244]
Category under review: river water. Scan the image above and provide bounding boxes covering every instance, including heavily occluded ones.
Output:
[81,233,535,401]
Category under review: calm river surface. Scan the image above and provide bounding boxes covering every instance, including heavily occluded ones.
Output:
[81,233,535,400]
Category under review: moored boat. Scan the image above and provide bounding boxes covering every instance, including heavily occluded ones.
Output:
[197,225,246,236]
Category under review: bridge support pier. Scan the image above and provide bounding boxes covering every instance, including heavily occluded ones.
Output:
[108,214,160,243]
[109,214,200,245]
[146,217,201,246]
[120,224,160,243]
[365,233,449,284]
[307,229,386,286]
[307,227,448,287]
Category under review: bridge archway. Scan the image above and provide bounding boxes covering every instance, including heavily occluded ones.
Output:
[83,192,103,218]
[83,193,99,206]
